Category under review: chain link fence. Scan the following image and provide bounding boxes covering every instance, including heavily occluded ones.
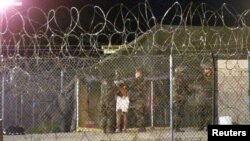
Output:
[1,1,250,141]
[0,54,247,141]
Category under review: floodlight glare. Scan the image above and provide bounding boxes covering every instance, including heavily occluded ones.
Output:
[0,0,22,11]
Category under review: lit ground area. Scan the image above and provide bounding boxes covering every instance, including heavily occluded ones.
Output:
[4,127,208,141]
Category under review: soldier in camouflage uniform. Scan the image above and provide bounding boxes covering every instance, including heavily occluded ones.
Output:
[173,66,190,132]
[194,63,213,131]
[128,68,147,132]
[100,76,117,133]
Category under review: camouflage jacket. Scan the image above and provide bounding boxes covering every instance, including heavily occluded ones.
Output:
[173,74,190,102]
[128,77,147,101]
[195,74,212,104]
[100,82,116,107]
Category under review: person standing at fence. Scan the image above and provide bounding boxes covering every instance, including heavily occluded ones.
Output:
[173,66,190,132]
[114,70,129,133]
[100,76,116,133]
[194,63,213,131]
[128,68,147,132]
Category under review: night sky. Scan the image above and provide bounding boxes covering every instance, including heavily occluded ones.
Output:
[20,0,250,18]
[2,0,250,57]
[14,0,250,28]
[14,0,250,44]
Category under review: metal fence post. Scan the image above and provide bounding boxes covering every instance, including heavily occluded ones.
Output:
[248,52,250,124]
[1,55,4,128]
[150,81,154,128]
[60,69,64,95]
[32,96,35,127]
[212,53,218,125]
[169,54,173,141]
[75,77,80,129]
[0,119,3,141]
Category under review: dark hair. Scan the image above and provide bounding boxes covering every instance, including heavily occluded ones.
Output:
[136,68,143,73]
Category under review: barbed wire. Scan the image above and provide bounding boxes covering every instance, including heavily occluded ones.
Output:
[0,2,248,138]
[1,2,250,58]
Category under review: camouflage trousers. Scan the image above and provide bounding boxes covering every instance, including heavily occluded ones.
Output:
[100,103,116,133]
[197,103,211,129]
[131,98,145,128]
[173,100,185,130]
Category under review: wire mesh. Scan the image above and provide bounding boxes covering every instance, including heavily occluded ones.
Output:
[0,1,249,141]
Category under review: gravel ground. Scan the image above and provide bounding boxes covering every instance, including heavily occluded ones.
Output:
[3,128,208,141]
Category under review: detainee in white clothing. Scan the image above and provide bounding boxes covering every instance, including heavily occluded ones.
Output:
[116,96,130,112]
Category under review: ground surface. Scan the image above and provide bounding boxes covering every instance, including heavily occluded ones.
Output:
[3,127,208,141]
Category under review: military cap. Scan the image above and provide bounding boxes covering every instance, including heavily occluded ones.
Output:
[135,67,144,73]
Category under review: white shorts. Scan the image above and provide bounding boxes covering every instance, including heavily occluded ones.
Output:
[116,96,129,112]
